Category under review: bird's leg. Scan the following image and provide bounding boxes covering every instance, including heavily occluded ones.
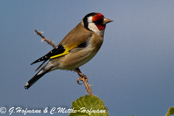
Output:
[74,68,88,85]
[73,68,93,95]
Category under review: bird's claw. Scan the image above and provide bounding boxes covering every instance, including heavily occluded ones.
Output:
[76,74,88,85]
[77,77,83,85]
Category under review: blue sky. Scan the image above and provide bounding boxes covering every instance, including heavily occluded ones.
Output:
[0,0,174,116]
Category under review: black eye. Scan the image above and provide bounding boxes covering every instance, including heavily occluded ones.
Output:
[94,20,103,25]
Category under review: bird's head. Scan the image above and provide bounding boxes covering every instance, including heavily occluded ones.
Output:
[82,12,113,36]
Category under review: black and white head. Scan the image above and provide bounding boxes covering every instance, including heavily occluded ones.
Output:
[82,12,113,36]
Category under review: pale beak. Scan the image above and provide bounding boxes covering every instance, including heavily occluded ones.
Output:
[103,18,113,24]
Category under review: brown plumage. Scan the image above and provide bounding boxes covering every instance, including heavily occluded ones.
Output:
[53,22,103,70]
[24,12,113,89]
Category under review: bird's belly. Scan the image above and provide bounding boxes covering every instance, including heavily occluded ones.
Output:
[59,48,98,70]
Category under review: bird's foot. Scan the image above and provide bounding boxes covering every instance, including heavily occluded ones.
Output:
[74,68,88,85]
[77,77,83,85]
[77,73,88,85]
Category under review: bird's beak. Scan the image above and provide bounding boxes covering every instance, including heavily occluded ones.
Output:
[103,18,113,24]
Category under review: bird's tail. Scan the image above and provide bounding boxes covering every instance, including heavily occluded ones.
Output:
[24,69,49,89]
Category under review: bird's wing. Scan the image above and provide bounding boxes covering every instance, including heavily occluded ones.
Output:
[31,44,65,65]
[31,23,93,65]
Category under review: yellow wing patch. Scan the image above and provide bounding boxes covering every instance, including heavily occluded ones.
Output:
[50,49,69,59]
[49,44,78,59]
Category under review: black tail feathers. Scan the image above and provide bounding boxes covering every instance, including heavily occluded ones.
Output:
[24,69,48,89]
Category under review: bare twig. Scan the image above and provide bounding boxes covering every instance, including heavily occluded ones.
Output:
[78,77,93,95]
[34,30,56,48]
[75,68,93,95]
[34,30,93,95]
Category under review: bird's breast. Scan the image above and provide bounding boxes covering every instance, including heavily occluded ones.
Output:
[52,33,103,70]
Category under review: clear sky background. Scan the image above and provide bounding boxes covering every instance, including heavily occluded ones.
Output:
[0,0,174,116]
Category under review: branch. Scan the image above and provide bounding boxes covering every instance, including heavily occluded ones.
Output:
[34,30,93,95]
[34,30,56,48]
[84,79,93,95]
[78,77,93,95]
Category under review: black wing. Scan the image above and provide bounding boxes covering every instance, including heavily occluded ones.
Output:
[31,45,65,65]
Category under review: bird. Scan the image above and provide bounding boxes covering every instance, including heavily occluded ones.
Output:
[24,12,113,89]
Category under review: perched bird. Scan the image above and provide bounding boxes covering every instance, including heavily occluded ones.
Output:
[24,12,113,89]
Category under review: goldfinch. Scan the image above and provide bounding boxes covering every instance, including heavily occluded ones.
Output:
[24,12,113,89]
